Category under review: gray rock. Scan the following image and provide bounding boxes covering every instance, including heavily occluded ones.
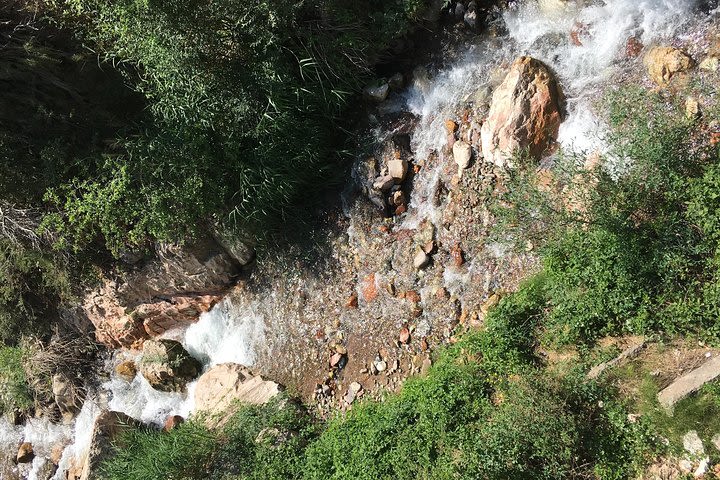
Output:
[139,339,201,392]
[683,430,705,456]
[452,140,472,176]
[373,175,395,192]
[364,83,390,103]
[658,355,720,412]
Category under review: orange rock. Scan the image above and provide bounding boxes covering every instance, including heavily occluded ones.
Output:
[379,225,391,234]
[420,337,429,352]
[625,36,643,58]
[395,204,407,215]
[404,290,421,304]
[481,56,564,168]
[163,415,184,432]
[399,326,411,344]
[445,119,458,134]
[450,243,465,267]
[361,273,378,302]
[346,294,359,308]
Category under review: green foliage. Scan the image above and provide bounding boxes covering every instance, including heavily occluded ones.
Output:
[0,346,32,414]
[0,240,72,344]
[39,0,429,253]
[101,331,648,480]
[495,86,720,345]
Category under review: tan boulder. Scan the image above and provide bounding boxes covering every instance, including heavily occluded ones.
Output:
[480,56,564,168]
[643,46,694,86]
[16,442,34,463]
[52,373,82,424]
[194,363,282,426]
[115,360,137,382]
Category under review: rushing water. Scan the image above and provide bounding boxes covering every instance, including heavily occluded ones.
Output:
[21,1,715,479]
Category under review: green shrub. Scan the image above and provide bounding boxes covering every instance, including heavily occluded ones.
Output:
[0,346,32,414]
[495,86,720,345]
[40,0,430,253]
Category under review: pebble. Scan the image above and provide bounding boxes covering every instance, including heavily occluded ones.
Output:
[374,360,388,373]
[399,326,411,344]
[414,249,430,269]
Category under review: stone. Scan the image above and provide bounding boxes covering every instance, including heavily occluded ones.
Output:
[658,355,720,412]
[538,0,570,14]
[712,433,720,451]
[52,373,81,424]
[373,175,395,192]
[362,273,378,302]
[84,235,241,348]
[392,191,406,207]
[194,363,282,426]
[464,9,477,29]
[625,36,644,58]
[421,357,432,376]
[16,443,34,463]
[480,56,564,168]
[399,326,410,344]
[388,159,408,182]
[699,56,719,72]
[587,340,646,380]
[330,352,345,368]
[344,382,363,404]
[686,97,700,119]
[683,430,705,456]
[413,249,430,270]
[346,294,358,308]
[452,140,472,177]
[163,415,184,432]
[364,83,390,103]
[374,360,387,373]
[388,73,404,90]
[115,360,137,382]
[643,46,694,86]
[138,339,201,393]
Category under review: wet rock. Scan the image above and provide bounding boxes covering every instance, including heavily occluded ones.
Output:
[194,363,282,426]
[480,56,564,168]
[361,273,379,302]
[464,9,477,29]
[163,415,184,432]
[452,140,472,177]
[413,249,430,270]
[139,339,201,392]
[538,0,570,13]
[643,46,694,86]
[388,73,404,90]
[52,373,81,424]
[450,243,465,267]
[16,443,34,464]
[625,36,644,58]
[364,83,390,103]
[388,159,408,182]
[84,235,241,348]
[346,294,359,308]
[392,191,406,207]
[373,175,395,192]
[115,360,137,382]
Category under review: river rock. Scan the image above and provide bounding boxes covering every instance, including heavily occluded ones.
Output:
[373,175,395,192]
[53,373,82,424]
[64,411,140,480]
[480,56,564,168]
[194,363,282,427]
[453,140,472,176]
[388,159,408,182]
[364,83,390,103]
[84,234,242,348]
[16,443,34,464]
[643,46,694,86]
[413,249,430,269]
[115,360,137,382]
[138,339,201,392]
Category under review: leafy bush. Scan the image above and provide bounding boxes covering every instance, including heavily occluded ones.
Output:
[0,346,32,414]
[40,0,430,253]
[495,86,720,345]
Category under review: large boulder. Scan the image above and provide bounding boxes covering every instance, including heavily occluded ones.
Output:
[64,411,139,480]
[138,339,201,392]
[643,46,694,86]
[480,56,564,168]
[194,363,282,427]
[84,234,244,348]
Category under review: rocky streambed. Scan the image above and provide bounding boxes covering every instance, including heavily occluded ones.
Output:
[4,0,720,478]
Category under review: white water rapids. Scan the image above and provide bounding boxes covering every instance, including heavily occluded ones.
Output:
[7,1,715,478]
